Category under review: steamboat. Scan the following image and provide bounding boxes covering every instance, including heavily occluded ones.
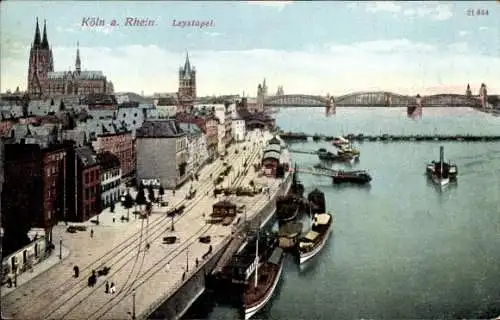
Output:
[426,146,458,187]
[242,234,285,319]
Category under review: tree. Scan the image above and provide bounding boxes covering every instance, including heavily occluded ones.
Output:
[136,187,147,212]
[158,185,165,203]
[122,193,134,220]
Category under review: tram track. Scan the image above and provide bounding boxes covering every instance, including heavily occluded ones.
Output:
[88,140,265,319]
[38,142,259,319]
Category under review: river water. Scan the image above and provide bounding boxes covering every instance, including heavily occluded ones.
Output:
[185,107,500,319]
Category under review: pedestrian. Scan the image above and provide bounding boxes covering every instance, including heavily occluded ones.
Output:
[105,281,109,293]
[110,282,116,294]
[74,265,79,278]
[90,229,94,238]
[195,258,199,267]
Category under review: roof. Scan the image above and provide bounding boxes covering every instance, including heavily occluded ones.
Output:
[213,200,236,208]
[268,247,283,265]
[136,120,184,138]
[262,150,280,161]
[313,213,331,225]
[178,122,202,136]
[304,231,319,242]
[268,136,281,145]
[48,70,105,80]
[75,146,98,167]
[63,129,87,147]
[264,144,281,153]
[97,151,120,171]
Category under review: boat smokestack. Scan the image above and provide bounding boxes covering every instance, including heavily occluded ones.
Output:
[440,146,444,164]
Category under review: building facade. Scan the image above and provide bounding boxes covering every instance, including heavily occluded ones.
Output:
[136,120,188,189]
[92,130,135,178]
[205,116,219,161]
[217,123,226,156]
[179,123,208,175]
[214,103,233,148]
[66,145,100,222]
[97,151,121,209]
[27,19,112,98]
[178,52,196,108]
[1,143,66,251]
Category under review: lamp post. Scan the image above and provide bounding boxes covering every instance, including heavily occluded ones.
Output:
[59,236,62,259]
[132,289,136,320]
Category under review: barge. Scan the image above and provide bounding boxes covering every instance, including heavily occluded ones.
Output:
[298,213,333,264]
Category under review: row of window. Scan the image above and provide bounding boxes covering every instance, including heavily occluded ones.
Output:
[46,165,59,177]
[84,185,99,200]
[102,169,120,181]
[84,169,99,184]
[101,179,121,193]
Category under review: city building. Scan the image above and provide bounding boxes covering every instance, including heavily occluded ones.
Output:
[231,107,246,142]
[1,143,67,253]
[213,103,233,148]
[65,145,100,222]
[27,18,113,98]
[97,151,121,209]
[261,136,282,176]
[92,128,135,178]
[205,115,219,161]
[178,52,196,109]
[136,120,188,189]
[179,122,208,175]
[217,122,226,156]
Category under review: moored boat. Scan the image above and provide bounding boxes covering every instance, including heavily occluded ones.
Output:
[298,213,333,264]
[243,240,285,319]
[332,170,371,184]
[275,195,301,223]
[336,143,360,156]
[332,136,349,146]
[318,150,356,163]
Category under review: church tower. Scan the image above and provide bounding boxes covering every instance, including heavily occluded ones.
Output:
[75,42,81,74]
[27,18,54,97]
[178,51,197,105]
[465,83,472,97]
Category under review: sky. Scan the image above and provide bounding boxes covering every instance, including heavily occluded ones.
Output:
[1,1,499,96]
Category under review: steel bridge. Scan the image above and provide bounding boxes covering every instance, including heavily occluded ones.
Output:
[263,92,483,108]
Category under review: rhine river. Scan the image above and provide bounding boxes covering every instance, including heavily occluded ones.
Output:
[185,107,500,319]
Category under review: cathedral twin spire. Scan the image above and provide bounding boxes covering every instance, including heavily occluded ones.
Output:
[33,17,49,49]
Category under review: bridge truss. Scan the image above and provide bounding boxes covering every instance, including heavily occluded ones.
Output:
[263,94,330,107]
[263,92,483,107]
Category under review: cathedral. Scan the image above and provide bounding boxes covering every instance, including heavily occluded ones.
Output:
[27,18,113,98]
[178,51,196,105]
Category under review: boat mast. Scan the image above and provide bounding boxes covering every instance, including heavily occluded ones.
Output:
[439,146,444,177]
[254,231,259,288]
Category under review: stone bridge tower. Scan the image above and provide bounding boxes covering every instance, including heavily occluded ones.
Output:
[479,83,488,108]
